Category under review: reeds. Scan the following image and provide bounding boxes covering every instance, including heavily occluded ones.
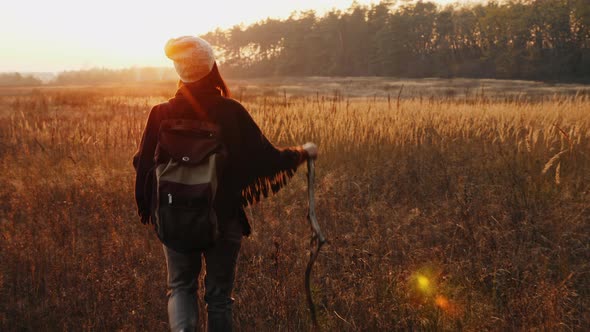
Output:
[0,84,588,331]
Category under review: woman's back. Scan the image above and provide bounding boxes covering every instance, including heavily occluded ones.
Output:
[133,35,316,332]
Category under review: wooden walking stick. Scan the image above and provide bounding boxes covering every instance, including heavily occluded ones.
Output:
[305,158,327,329]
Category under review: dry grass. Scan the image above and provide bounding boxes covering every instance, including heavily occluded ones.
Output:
[0,81,589,331]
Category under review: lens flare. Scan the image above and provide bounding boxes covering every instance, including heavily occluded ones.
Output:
[417,274,431,293]
[435,294,462,316]
[409,267,462,317]
[435,295,449,309]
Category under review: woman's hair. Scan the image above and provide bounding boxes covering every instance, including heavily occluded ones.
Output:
[178,62,231,98]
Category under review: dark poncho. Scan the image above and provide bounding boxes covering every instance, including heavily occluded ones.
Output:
[133,82,306,235]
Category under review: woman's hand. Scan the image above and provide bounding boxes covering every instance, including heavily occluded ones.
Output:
[302,142,318,159]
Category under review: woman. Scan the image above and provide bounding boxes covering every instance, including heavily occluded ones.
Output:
[133,36,317,332]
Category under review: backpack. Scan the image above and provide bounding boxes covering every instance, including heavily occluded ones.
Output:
[151,117,226,253]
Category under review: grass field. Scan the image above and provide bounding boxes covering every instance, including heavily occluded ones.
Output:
[1,78,589,331]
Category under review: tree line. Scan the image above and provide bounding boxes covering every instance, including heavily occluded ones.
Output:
[203,0,590,80]
[52,67,178,85]
[0,68,179,86]
[0,73,42,86]
[2,0,588,86]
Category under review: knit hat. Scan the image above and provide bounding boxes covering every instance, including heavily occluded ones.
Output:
[164,36,215,83]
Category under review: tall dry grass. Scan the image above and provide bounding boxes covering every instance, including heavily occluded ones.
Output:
[0,84,589,331]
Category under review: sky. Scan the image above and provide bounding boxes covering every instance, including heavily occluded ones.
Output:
[1,0,461,73]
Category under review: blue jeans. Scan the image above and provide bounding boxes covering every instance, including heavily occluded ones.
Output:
[163,219,242,332]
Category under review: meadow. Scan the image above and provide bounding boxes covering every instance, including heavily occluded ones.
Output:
[0,78,589,331]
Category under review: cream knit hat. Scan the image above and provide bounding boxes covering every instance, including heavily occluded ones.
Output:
[164,36,215,83]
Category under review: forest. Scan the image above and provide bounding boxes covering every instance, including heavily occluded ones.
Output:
[203,0,590,80]
[2,0,589,86]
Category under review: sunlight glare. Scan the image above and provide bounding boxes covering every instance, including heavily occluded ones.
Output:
[1,0,458,72]
[417,275,431,293]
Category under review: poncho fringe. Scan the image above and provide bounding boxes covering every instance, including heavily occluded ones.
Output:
[241,167,297,206]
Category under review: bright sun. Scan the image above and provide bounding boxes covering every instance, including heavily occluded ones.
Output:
[1,0,458,72]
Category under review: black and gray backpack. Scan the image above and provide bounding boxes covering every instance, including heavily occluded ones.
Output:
[152,118,226,252]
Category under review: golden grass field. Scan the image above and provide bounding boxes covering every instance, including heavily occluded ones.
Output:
[0,79,589,331]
